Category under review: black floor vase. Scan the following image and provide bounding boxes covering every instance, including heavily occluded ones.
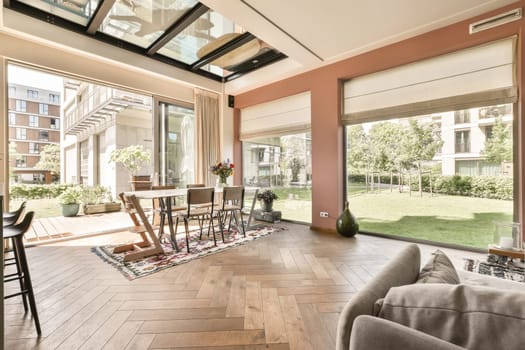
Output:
[336,201,359,237]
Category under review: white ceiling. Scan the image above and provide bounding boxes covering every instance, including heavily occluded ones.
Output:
[201,0,519,94]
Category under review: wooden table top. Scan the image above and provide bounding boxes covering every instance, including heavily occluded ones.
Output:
[488,245,525,259]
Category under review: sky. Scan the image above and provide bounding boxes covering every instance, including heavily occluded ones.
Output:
[7,64,63,92]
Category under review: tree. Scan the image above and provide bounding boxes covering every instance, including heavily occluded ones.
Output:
[400,120,442,196]
[289,157,302,182]
[483,117,512,173]
[368,122,404,191]
[35,144,60,176]
[346,124,370,173]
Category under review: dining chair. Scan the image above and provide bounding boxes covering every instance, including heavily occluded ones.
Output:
[3,211,41,335]
[3,201,26,227]
[216,186,246,238]
[174,187,216,253]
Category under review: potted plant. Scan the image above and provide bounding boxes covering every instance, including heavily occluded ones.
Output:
[257,189,278,212]
[58,186,82,217]
[80,185,121,215]
[109,145,152,191]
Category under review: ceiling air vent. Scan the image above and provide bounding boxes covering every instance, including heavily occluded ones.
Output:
[470,8,522,34]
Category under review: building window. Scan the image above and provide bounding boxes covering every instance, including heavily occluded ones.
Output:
[455,130,470,153]
[8,86,15,96]
[29,115,39,127]
[39,130,49,141]
[49,93,60,103]
[16,156,27,168]
[16,128,26,140]
[50,118,60,129]
[15,100,26,112]
[485,125,494,140]
[29,142,40,154]
[39,103,49,115]
[9,112,16,125]
[454,110,470,124]
[27,89,39,99]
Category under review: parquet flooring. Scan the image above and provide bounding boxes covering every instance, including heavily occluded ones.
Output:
[4,222,483,349]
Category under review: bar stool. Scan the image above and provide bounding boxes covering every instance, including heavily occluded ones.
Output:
[4,211,41,335]
[3,201,26,227]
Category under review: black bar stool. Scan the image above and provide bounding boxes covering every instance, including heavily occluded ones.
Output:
[3,201,26,227]
[3,211,41,335]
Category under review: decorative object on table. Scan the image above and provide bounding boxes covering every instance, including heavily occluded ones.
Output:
[109,145,152,191]
[93,225,277,280]
[336,201,359,237]
[79,185,121,215]
[58,186,82,217]
[493,221,522,250]
[257,189,278,212]
[464,257,524,283]
[210,159,234,188]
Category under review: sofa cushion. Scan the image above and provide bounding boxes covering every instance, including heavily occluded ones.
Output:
[417,249,460,284]
[378,283,525,350]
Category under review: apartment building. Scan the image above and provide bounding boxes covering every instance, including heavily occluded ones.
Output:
[7,84,61,184]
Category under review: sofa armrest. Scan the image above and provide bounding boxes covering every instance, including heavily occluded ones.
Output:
[336,243,421,350]
[350,316,466,350]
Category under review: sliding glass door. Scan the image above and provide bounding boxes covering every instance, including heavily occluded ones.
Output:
[157,101,195,187]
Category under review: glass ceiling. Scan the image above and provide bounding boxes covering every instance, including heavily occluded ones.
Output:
[7,0,286,81]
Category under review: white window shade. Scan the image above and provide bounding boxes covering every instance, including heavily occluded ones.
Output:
[240,91,311,140]
[343,37,517,123]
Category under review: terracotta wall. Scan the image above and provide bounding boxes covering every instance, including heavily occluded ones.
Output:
[234,1,525,232]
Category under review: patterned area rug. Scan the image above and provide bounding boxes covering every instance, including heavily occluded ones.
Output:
[464,255,525,283]
[93,226,274,280]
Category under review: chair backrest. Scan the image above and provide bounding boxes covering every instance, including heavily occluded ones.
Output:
[187,184,205,188]
[222,186,244,210]
[3,201,26,225]
[8,211,35,237]
[187,188,215,215]
[152,185,176,190]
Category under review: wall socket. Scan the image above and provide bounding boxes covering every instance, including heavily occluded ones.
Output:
[320,212,329,218]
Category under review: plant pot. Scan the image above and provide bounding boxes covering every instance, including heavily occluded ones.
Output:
[83,202,122,215]
[130,175,152,191]
[260,199,274,212]
[61,203,80,217]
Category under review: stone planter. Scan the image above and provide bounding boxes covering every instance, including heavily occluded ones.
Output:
[83,202,122,215]
[61,203,80,217]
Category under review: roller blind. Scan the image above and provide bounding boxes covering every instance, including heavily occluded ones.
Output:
[342,37,517,124]
[240,91,311,140]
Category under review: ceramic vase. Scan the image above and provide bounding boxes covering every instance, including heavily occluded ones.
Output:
[336,201,359,237]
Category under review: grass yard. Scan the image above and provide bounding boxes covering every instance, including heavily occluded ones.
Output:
[349,190,513,249]
[9,198,62,219]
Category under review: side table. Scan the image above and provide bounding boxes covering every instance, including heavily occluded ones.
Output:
[488,245,525,260]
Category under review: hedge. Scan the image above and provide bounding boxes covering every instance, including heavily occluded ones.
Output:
[9,184,73,200]
[349,173,512,200]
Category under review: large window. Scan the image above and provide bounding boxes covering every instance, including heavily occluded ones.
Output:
[29,142,40,154]
[50,118,59,129]
[345,104,514,249]
[39,103,49,115]
[27,89,38,99]
[243,133,312,223]
[39,130,49,141]
[15,128,26,140]
[9,112,16,125]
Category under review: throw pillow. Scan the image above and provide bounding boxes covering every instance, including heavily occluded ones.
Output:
[377,283,525,350]
[417,249,460,284]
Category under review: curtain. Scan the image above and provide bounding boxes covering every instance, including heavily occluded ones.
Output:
[195,89,221,186]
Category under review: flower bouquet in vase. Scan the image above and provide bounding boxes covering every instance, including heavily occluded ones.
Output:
[210,159,234,188]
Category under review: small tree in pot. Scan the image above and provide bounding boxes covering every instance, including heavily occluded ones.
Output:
[58,186,82,217]
[257,189,278,212]
[109,145,152,190]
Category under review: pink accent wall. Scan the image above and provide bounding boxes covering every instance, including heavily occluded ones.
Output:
[234,1,525,233]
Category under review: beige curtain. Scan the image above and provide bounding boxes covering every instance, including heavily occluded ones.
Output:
[195,89,221,186]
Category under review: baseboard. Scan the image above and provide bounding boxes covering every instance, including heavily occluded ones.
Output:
[310,225,337,234]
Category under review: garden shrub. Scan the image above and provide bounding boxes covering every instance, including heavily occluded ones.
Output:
[9,184,72,200]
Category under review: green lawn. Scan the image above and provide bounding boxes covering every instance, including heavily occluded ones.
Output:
[349,190,513,249]
[9,198,63,219]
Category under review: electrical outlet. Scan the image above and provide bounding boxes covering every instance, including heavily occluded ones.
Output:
[320,212,328,218]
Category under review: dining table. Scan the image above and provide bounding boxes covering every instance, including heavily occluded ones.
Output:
[118,186,259,261]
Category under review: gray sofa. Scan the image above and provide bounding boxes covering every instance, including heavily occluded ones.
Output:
[336,243,525,350]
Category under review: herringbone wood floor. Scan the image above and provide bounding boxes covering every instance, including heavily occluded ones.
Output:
[4,222,482,350]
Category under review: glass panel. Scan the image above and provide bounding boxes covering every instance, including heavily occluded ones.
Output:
[99,0,197,48]
[345,104,514,249]
[158,9,242,64]
[158,102,195,187]
[18,0,100,25]
[243,133,312,223]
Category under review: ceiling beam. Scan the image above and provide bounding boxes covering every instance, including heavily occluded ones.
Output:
[147,2,209,56]
[86,0,117,35]
[190,32,256,71]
